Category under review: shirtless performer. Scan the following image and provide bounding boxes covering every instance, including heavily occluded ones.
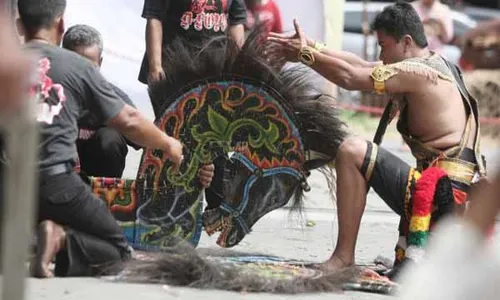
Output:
[269,1,486,272]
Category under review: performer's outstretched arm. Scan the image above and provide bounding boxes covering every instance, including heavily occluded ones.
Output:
[315,47,381,68]
[269,20,425,94]
[268,28,380,68]
[307,54,382,91]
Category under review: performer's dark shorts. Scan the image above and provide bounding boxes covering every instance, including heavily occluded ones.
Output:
[360,141,478,216]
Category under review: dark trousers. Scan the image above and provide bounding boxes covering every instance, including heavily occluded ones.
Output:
[37,171,131,276]
[77,128,128,178]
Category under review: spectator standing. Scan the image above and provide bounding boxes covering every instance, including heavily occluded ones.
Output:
[411,0,454,54]
[138,0,247,93]
[245,0,283,34]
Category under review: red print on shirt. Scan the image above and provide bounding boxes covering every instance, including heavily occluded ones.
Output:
[181,0,228,32]
[189,0,218,14]
[30,57,67,125]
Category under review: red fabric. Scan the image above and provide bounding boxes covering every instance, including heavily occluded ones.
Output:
[412,167,448,217]
[452,188,467,205]
[245,0,283,33]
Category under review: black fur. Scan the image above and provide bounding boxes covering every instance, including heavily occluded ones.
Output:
[119,242,359,294]
[431,176,455,223]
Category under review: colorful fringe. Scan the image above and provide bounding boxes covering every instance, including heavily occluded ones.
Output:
[405,167,449,262]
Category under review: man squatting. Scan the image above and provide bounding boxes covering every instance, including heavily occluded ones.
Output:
[61,24,141,179]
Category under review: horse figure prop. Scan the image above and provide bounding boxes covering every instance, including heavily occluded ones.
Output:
[90,28,347,250]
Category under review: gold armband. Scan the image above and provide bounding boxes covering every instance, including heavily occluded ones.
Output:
[298,46,316,66]
[370,64,399,94]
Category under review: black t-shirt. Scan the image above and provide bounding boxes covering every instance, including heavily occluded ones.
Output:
[78,83,135,131]
[78,83,140,149]
[139,0,247,84]
[24,42,125,169]
[142,0,247,44]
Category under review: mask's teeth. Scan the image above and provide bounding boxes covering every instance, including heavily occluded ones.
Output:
[216,220,232,247]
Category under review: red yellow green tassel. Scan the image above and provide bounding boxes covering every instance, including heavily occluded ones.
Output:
[406,167,448,262]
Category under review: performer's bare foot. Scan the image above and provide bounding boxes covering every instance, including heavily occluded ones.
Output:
[30,220,66,278]
[310,255,354,273]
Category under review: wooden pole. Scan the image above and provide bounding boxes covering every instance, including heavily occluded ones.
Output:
[360,0,371,109]
[1,1,39,299]
[1,103,39,300]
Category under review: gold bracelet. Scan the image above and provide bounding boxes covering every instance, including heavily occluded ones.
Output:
[298,46,316,66]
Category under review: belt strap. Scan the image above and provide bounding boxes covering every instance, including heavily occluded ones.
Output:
[39,162,74,177]
[373,101,394,145]
[433,158,476,185]
[442,58,487,177]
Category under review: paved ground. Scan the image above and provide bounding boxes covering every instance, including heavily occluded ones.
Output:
[24,204,396,300]
[15,136,498,300]
[22,207,396,300]
[22,100,500,299]
[25,279,388,300]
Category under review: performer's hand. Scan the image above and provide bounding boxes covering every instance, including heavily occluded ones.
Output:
[198,164,215,188]
[267,19,311,62]
[165,137,184,173]
[147,65,166,85]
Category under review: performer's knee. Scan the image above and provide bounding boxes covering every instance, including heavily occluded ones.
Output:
[337,137,368,169]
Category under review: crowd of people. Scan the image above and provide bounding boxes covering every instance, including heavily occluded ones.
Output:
[0,0,498,297]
